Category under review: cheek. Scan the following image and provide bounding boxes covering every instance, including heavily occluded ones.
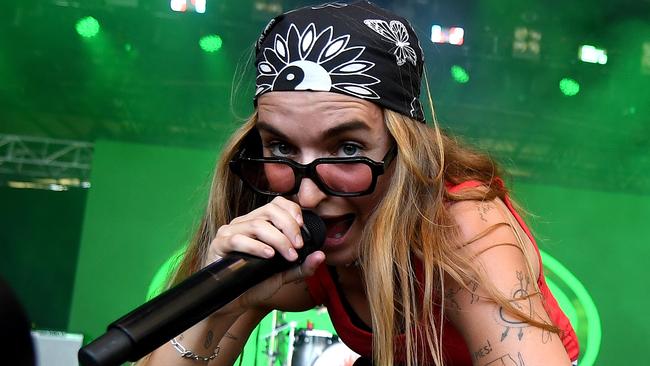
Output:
[350,173,392,220]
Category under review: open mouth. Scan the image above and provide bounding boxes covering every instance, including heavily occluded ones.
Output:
[322,214,355,241]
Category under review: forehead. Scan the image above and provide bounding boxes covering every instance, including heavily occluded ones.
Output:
[256,91,385,138]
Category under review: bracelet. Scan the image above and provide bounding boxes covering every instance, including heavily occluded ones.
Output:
[170,337,220,362]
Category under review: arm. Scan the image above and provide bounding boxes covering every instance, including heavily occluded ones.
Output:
[137,305,269,366]
[138,197,324,365]
[445,198,572,366]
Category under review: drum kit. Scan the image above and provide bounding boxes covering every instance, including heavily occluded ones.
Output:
[263,308,360,366]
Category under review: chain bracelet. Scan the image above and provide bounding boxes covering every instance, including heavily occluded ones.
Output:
[171,337,220,362]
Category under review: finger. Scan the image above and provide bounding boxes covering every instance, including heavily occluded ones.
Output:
[270,196,304,226]
[266,199,304,248]
[222,234,276,259]
[281,251,325,284]
[222,219,298,261]
[233,200,304,249]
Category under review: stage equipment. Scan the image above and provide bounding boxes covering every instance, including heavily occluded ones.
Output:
[263,310,360,366]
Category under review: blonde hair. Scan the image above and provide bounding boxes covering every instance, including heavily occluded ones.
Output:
[169,108,558,366]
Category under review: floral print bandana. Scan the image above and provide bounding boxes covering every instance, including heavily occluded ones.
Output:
[254,1,426,122]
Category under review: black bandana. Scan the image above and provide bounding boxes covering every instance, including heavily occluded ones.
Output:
[254,1,425,122]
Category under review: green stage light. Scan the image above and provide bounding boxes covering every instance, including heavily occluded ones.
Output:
[559,78,580,96]
[76,16,100,38]
[451,65,469,83]
[199,35,223,53]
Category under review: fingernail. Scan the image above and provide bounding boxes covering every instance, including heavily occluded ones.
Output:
[295,234,303,248]
[288,248,298,260]
[264,248,275,258]
[296,214,303,226]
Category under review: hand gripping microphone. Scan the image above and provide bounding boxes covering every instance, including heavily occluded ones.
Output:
[78,211,326,366]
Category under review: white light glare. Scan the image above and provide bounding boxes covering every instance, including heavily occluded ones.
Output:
[448,27,465,45]
[431,25,443,43]
[431,25,464,46]
[195,0,206,13]
[170,0,185,12]
[580,45,607,65]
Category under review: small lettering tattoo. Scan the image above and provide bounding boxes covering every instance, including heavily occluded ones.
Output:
[203,330,213,349]
[472,339,493,360]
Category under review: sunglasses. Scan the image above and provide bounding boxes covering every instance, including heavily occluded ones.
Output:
[229,145,397,197]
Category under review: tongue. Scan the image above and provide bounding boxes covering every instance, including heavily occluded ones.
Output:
[325,217,354,238]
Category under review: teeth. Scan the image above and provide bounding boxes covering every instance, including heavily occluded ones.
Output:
[334,233,343,239]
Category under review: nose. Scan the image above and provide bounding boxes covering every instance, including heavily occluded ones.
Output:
[295,177,328,209]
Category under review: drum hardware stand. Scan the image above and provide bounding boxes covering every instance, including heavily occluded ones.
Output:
[263,310,297,366]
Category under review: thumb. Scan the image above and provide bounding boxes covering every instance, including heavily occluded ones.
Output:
[281,251,325,284]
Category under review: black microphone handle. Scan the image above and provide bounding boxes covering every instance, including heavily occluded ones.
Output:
[78,211,325,366]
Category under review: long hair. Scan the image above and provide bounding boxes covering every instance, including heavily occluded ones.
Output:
[168,109,558,366]
[362,109,558,365]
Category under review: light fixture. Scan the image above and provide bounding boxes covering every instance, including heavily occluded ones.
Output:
[199,35,223,53]
[76,16,100,38]
[559,78,580,96]
[431,25,465,46]
[579,45,607,65]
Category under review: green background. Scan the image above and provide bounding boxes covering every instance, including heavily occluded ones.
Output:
[2,0,650,364]
[3,138,649,365]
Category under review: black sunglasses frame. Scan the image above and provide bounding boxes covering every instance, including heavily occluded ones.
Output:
[229,145,397,197]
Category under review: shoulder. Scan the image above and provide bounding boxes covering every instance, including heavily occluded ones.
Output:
[446,188,541,285]
[443,197,573,363]
[447,191,512,253]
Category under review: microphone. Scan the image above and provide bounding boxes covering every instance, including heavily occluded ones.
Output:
[78,211,326,366]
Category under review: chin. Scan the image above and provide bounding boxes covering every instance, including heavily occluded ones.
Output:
[322,246,359,267]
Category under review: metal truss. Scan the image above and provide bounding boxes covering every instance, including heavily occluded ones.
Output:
[0,134,93,186]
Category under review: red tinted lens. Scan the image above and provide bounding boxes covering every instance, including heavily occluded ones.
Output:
[316,162,372,193]
[241,161,295,193]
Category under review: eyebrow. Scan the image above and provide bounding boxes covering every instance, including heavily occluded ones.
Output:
[256,120,371,140]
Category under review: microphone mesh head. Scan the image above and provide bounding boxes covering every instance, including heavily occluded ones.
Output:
[301,211,326,251]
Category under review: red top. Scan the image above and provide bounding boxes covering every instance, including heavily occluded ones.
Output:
[305,180,580,365]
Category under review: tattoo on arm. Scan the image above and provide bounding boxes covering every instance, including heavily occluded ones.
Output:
[470,281,480,304]
[476,202,494,222]
[495,271,532,342]
[472,339,493,361]
[483,352,526,366]
[541,327,552,344]
[203,330,214,349]
[445,287,462,311]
